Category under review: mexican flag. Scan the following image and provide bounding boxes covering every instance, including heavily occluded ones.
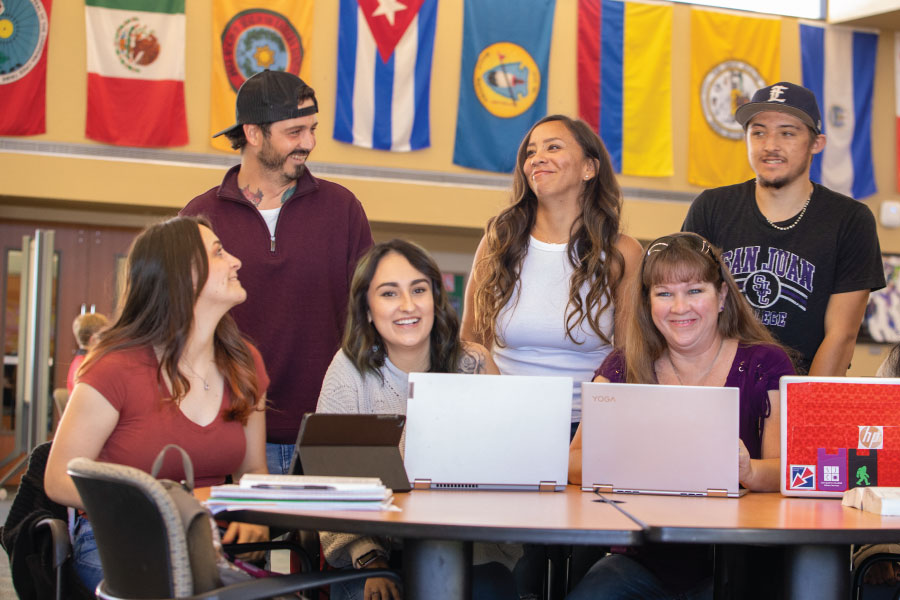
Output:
[85,0,187,147]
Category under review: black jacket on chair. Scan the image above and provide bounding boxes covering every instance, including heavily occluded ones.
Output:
[0,442,92,600]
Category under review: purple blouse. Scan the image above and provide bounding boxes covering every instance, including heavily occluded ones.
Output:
[596,344,795,459]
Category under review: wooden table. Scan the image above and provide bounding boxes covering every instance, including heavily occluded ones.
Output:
[214,488,900,599]
[218,486,641,600]
[597,491,900,600]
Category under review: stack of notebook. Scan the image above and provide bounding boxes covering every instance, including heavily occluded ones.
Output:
[205,474,396,513]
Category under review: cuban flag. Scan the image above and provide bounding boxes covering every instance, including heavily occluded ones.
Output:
[800,22,877,200]
[334,0,437,151]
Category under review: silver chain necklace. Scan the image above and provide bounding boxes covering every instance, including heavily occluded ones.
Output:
[761,186,812,231]
[667,337,726,386]
[182,360,212,391]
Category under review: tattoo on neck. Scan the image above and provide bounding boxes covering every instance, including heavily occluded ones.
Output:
[241,185,264,207]
[281,184,296,205]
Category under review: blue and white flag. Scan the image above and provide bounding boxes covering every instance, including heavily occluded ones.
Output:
[333,0,437,151]
[452,0,556,173]
[800,22,877,200]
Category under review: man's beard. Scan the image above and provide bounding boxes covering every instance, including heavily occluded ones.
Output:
[258,141,309,181]
[756,154,812,190]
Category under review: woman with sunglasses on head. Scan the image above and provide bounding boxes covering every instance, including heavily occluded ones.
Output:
[45,216,270,592]
[462,115,643,437]
[316,239,517,600]
[567,232,795,600]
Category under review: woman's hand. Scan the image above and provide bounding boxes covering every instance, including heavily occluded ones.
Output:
[362,557,402,600]
[222,522,269,561]
[738,439,752,483]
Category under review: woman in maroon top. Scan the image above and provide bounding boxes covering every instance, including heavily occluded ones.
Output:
[567,232,794,600]
[45,216,270,591]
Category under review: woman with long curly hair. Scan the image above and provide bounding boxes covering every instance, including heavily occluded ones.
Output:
[316,239,514,600]
[45,216,270,591]
[462,115,642,432]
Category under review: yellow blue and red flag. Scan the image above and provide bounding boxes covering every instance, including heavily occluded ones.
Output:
[577,0,672,177]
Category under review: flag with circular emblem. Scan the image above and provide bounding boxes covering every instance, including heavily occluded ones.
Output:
[0,0,52,136]
[688,8,780,188]
[452,0,556,173]
[85,0,187,147]
[209,1,313,153]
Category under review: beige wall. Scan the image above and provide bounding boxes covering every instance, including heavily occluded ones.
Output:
[2,1,898,374]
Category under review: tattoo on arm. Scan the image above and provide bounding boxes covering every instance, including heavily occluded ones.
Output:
[281,184,296,205]
[241,185,264,207]
[458,351,486,374]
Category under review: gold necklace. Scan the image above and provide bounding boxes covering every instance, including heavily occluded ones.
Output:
[667,338,726,386]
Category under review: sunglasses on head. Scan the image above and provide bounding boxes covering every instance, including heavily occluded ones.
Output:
[646,233,712,257]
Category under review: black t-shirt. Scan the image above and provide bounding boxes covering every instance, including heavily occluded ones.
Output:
[683,179,885,372]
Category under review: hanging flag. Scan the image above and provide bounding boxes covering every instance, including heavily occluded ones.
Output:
[452,0,556,173]
[0,0,52,136]
[85,0,187,147]
[210,1,313,153]
[800,22,877,200]
[688,8,780,188]
[896,33,900,195]
[577,0,672,177]
[334,0,437,151]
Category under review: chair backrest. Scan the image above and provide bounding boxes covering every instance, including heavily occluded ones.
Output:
[67,457,196,598]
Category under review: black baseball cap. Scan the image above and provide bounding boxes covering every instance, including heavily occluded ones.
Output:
[734,81,822,134]
[212,70,318,138]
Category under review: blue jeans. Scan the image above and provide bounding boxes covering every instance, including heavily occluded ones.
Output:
[567,554,712,600]
[266,442,295,475]
[72,513,104,594]
[330,561,518,600]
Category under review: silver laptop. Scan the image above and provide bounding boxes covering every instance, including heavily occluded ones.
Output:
[404,373,572,491]
[581,381,745,497]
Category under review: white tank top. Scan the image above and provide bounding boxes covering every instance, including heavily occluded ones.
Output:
[493,237,615,422]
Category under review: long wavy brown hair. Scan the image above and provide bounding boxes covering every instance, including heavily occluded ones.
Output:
[624,233,782,384]
[79,216,261,423]
[343,239,469,378]
[472,115,625,347]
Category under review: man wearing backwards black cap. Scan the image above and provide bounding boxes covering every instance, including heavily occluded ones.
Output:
[683,81,884,375]
[182,71,373,473]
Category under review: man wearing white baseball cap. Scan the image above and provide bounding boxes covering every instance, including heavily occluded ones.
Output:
[683,81,884,375]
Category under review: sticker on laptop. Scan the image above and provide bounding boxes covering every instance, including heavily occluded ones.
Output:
[816,448,847,492]
[789,465,815,490]
[858,426,883,450]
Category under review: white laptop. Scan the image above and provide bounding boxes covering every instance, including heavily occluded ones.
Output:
[403,373,573,491]
[581,381,745,497]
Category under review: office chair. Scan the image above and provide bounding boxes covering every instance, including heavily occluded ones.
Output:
[67,457,400,599]
[852,552,900,600]
[0,441,92,600]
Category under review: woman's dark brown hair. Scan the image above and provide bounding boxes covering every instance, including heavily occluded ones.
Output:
[472,114,625,347]
[79,216,261,423]
[624,232,781,384]
[343,239,468,378]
